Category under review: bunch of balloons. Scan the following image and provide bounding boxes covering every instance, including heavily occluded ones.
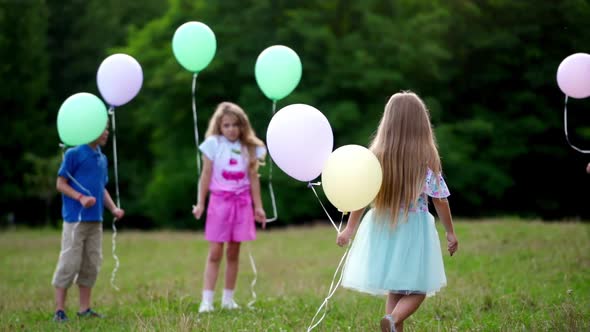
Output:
[252,38,381,214]
[57,19,383,216]
[57,54,143,146]
[266,103,382,214]
[170,21,383,214]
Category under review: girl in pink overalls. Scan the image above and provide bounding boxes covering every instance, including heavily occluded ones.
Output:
[192,102,267,313]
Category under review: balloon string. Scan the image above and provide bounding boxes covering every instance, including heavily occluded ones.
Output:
[65,172,90,254]
[308,182,341,232]
[266,100,279,222]
[110,210,121,290]
[265,159,278,222]
[564,95,590,153]
[192,73,202,202]
[108,107,121,208]
[107,106,121,291]
[57,145,90,257]
[246,243,258,309]
[59,175,87,257]
[307,230,350,332]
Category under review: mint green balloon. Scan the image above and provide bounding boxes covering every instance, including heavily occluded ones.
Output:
[172,21,217,73]
[255,45,302,101]
[57,93,108,146]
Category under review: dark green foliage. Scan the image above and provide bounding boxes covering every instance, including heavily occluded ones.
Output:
[2,0,590,227]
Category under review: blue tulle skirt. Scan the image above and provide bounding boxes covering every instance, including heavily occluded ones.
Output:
[341,209,446,297]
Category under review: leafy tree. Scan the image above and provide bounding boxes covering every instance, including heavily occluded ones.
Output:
[3,0,590,226]
[437,0,590,217]
[23,152,62,225]
[0,0,49,223]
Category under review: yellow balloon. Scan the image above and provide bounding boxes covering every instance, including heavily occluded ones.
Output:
[321,145,383,212]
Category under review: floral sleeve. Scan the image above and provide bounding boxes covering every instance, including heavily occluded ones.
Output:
[424,169,450,198]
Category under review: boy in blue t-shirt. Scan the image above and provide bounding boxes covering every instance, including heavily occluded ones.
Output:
[52,124,124,322]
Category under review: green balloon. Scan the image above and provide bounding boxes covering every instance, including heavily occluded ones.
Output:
[255,45,302,101]
[172,21,217,73]
[57,93,108,146]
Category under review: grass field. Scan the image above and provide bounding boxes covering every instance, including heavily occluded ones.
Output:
[1,219,589,331]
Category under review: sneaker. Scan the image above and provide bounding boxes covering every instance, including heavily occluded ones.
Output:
[77,308,103,318]
[380,314,396,332]
[53,310,68,322]
[198,301,214,313]
[221,298,240,310]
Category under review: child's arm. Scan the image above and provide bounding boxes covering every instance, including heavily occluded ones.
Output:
[249,167,266,229]
[56,176,96,208]
[193,155,212,219]
[104,189,124,219]
[432,197,458,256]
[336,207,366,247]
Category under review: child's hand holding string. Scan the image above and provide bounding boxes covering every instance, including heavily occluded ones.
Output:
[112,207,125,220]
[336,227,353,247]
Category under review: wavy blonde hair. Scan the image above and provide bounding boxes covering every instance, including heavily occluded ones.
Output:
[369,92,441,226]
[205,102,265,171]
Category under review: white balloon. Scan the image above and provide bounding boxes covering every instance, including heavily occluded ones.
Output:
[266,104,333,182]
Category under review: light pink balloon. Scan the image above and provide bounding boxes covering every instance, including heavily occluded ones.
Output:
[267,104,333,182]
[556,53,590,99]
[97,54,143,106]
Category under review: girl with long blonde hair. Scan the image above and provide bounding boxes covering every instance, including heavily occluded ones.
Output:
[337,92,459,332]
[192,102,267,313]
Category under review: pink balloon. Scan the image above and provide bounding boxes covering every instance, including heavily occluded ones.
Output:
[267,104,334,182]
[556,53,590,99]
[97,54,143,106]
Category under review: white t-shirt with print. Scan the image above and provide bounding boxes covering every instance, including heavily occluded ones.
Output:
[199,135,266,192]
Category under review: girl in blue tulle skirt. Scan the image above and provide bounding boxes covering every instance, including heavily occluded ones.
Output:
[337,92,459,332]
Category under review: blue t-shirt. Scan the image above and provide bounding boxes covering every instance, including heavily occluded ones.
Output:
[57,145,109,222]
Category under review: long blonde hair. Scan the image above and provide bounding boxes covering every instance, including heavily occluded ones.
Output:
[369,91,441,225]
[205,102,265,171]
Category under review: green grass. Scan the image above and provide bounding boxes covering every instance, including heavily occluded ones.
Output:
[1,219,589,331]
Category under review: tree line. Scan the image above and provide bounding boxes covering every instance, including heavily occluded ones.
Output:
[2,0,590,228]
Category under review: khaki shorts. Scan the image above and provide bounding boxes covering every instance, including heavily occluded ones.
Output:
[52,222,103,288]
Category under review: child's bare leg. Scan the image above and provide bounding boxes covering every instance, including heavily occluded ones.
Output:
[390,294,426,332]
[224,241,241,290]
[386,292,403,314]
[55,287,67,311]
[203,242,224,290]
[79,285,91,312]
